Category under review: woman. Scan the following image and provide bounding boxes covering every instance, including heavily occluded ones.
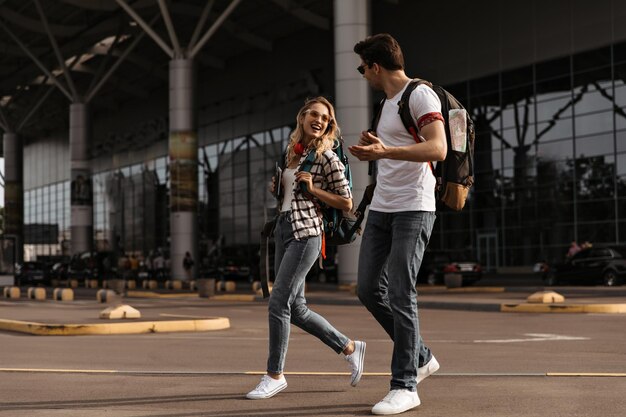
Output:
[246,97,366,400]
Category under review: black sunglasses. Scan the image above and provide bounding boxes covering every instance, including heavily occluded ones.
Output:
[357,64,368,75]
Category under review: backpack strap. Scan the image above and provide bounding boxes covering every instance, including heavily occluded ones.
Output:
[397,79,436,175]
[368,98,386,177]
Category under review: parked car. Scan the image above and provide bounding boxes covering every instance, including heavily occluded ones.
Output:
[418,250,483,286]
[540,246,626,286]
[216,246,257,282]
[15,261,48,286]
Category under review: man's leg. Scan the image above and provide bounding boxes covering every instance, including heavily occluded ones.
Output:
[385,211,436,391]
[356,211,394,337]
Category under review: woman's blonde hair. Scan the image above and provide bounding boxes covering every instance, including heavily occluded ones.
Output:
[287,96,340,162]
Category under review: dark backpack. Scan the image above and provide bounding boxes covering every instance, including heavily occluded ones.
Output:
[372,79,475,211]
[298,138,360,246]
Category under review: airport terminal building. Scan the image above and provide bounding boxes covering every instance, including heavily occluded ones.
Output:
[1,0,626,282]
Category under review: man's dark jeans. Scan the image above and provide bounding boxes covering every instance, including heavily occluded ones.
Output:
[357,210,436,391]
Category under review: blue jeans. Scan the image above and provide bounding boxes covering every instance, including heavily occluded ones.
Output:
[267,212,350,374]
[357,210,436,391]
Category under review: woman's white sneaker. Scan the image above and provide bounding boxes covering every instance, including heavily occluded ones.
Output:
[246,375,287,399]
[344,340,366,386]
[416,355,440,384]
[371,389,421,415]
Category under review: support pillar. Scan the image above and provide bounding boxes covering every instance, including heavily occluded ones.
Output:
[168,59,197,281]
[69,103,93,255]
[3,131,24,263]
[334,0,370,284]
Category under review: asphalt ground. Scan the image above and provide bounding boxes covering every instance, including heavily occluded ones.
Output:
[1,285,626,416]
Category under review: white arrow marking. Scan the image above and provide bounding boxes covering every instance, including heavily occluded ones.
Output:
[474,333,589,343]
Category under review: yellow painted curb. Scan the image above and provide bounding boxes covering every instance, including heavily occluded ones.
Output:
[547,372,626,377]
[0,317,230,335]
[210,294,257,302]
[447,287,505,293]
[126,291,198,299]
[501,303,626,314]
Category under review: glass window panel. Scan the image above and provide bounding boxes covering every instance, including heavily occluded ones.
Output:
[575,133,614,158]
[537,138,573,161]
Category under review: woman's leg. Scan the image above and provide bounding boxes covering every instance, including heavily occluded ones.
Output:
[266,214,322,374]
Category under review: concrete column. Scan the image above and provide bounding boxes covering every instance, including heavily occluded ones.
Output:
[168,59,197,281]
[3,131,24,263]
[69,102,93,255]
[334,0,370,284]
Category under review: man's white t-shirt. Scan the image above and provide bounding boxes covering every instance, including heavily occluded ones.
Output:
[369,82,442,213]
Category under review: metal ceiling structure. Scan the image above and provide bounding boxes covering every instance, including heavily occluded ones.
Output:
[0,0,333,145]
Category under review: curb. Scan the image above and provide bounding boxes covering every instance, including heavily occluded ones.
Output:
[126,291,198,299]
[0,317,230,336]
[501,303,626,314]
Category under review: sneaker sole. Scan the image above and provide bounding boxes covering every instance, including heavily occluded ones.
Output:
[416,356,440,385]
[351,341,366,387]
[246,382,288,400]
[372,398,421,415]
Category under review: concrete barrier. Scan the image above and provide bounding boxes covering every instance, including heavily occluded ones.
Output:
[126,280,136,289]
[188,280,196,291]
[165,280,183,290]
[96,289,120,303]
[197,278,216,298]
[527,291,565,303]
[217,280,236,292]
[85,279,99,289]
[444,273,463,288]
[99,304,141,319]
[53,288,74,301]
[107,279,126,294]
[252,281,262,292]
[68,279,79,289]
[142,279,158,289]
[4,286,21,299]
[27,287,46,301]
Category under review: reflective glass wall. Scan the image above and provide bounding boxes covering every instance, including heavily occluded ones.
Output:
[438,42,626,269]
[22,124,292,266]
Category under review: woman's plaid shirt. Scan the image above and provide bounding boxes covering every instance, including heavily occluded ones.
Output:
[283,149,352,240]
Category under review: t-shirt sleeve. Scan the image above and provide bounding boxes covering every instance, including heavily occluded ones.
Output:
[409,84,444,130]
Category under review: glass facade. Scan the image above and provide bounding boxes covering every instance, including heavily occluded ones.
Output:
[21,124,293,266]
[439,43,626,269]
[17,41,626,270]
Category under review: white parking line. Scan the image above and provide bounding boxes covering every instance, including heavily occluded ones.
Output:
[474,333,589,343]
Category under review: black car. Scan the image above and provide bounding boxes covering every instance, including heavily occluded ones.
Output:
[418,250,483,286]
[15,261,48,286]
[541,246,626,286]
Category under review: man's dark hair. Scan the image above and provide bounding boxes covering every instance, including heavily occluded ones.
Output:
[353,33,404,71]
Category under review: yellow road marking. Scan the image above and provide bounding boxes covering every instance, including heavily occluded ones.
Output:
[547,372,626,377]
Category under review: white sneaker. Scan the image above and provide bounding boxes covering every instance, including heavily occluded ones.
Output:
[417,355,440,385]
[372,389,421,415]
[344,340,366,386]
[246,375,287,399]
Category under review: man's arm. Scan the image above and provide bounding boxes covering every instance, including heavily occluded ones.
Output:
[348,119,447,162]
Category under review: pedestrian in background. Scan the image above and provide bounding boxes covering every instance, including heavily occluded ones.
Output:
[183,251,194,280]
[349,33,446,415]
[246,97,365,400]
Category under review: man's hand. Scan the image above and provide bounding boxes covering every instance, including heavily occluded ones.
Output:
[348,130,387,161]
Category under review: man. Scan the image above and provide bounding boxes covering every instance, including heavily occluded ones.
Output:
[349,33,447,415]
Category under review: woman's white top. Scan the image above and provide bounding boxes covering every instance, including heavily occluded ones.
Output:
[280,168,297,212]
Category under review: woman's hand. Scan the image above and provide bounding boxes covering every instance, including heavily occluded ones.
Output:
[295,171,314,195]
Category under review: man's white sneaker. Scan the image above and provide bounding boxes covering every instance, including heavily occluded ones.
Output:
[417,355,440,384]
[344,340,366,387]
[371,389,421,415]
[246,375,287,399]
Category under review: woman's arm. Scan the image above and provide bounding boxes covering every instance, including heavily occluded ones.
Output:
[295,171,353,211]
